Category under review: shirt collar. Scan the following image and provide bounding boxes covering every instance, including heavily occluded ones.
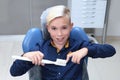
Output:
[50,40,69,53]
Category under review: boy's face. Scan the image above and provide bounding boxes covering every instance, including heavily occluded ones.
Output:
[47,16,73,46]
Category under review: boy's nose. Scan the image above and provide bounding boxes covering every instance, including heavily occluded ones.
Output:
[57,30,62,36]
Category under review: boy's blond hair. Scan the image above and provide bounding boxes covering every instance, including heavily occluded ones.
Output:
[46,5,71,25]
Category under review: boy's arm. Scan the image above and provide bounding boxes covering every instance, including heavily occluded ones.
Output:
[86,43,116,58]
[10,51,44,76]
[66,42,116,64]
[10,60,34,76]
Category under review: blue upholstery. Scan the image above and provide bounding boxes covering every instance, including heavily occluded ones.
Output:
[22,28,43,53]
[22,27,89,80]
[70,27,89,42]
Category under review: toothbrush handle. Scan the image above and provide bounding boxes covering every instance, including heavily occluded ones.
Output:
[12,55,66,66]
[41,59,55,64]
[12,55,55,64]
[12,55,32,61]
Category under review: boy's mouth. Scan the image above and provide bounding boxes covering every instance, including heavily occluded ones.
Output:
[56,37,64,42]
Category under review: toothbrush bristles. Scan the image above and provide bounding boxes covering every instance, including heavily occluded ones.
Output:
[55,59,67,66]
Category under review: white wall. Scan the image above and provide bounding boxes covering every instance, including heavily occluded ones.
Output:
[95,0,120,36]
[0,0,119,36]
[0,0,67,35]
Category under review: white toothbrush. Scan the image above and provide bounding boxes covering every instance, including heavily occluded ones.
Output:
[12,55,67,66]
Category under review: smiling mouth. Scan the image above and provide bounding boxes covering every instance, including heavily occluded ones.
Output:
[56,38,64,42]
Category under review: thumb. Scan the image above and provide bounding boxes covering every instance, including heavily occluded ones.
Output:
[66,53,73,63]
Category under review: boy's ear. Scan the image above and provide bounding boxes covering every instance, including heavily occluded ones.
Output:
[46,25,50,32]
[70,22,73,29]
[46,25,48,29]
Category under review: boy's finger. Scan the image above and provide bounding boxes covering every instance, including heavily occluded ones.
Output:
[66,53,73,63]
[41,63,45,66]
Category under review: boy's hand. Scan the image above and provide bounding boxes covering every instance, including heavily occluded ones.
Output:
[22,51,44,66]
[66,48,88,64]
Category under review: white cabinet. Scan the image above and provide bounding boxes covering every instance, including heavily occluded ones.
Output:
[68,0,107,28]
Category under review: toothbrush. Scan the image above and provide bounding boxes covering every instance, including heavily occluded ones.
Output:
[12,55,67,66]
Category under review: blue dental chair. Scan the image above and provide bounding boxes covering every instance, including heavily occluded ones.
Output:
[22,5,90,80]
[22,26,89,80]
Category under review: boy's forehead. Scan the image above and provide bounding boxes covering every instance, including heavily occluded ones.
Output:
[50,16,70,24]
[48,17,71,28]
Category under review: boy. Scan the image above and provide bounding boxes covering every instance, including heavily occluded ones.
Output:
[10,5,116,80]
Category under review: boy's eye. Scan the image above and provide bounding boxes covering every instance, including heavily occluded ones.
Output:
[62,26,68,29]
[51,27,56,30]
